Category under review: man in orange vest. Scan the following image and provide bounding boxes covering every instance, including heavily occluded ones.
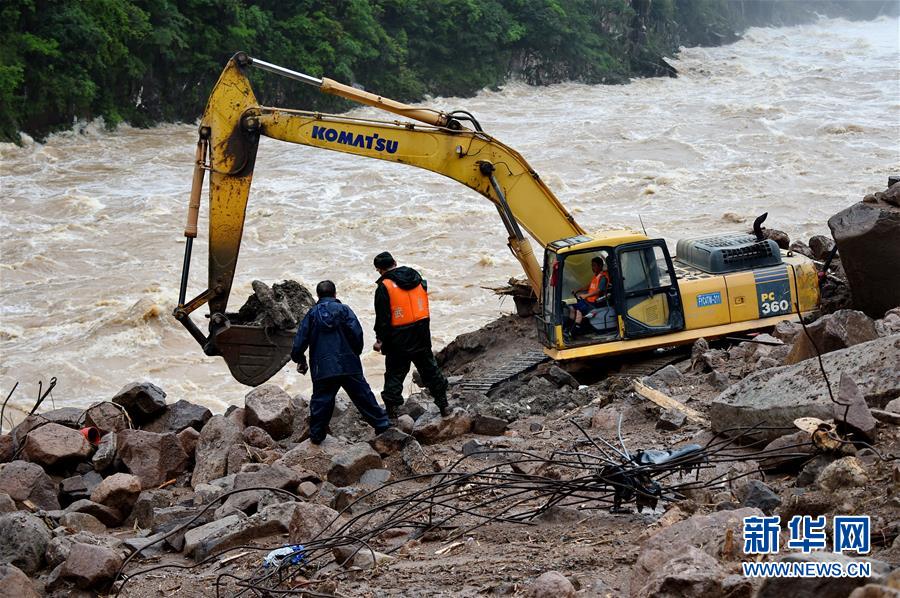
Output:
[372,252,449,418]
[569,256,611,335]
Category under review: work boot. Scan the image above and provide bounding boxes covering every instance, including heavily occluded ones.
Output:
[435,397,449,417]
[384,403,400,421]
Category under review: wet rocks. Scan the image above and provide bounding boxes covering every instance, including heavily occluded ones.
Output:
[64,499,123,527]
[191,415,242,487]
[245,384,294,440]
[90,473,141,514]
[117,429,188,488]
[59,542,123,590]
[710,335,900,442]
[0,460,59,510]
[83,402,128,433]
[0,512,51,574]
[91,433,116,472]
[143,399,212,434]
[829,184,900,318]
[785,309,878,364]
[111,381,167,423]
[328,444,383,487]
[21,423,91,468]
[235,279,313,328]
[526,571,576,598]
[412,408,473,444]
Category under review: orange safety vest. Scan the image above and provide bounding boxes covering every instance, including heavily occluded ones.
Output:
[586,271,610,301]
[382,279,430,327]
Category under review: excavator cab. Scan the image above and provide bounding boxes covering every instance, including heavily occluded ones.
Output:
[539,234,685,350]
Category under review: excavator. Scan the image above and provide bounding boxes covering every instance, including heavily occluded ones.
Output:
[174,52,820,386]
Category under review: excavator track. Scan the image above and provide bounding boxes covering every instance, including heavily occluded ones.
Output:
[459,350,549,394]
[608,352,686,379]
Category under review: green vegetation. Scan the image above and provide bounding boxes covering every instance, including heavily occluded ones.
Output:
[1,0,894,142]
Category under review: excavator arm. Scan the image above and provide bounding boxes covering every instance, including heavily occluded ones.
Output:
[174,52,584,386]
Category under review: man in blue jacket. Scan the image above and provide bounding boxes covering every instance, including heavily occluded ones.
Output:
[291,280,390,444]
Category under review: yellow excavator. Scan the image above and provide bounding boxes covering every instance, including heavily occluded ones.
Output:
[174,52,819,386]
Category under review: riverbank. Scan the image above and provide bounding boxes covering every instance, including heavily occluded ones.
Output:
[2,184,899,596]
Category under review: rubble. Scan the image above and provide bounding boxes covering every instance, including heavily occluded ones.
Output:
[0,196,897,596]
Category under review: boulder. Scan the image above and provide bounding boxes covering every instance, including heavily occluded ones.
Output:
[764,228,790,249]
[632,546,752,598]
[177,426,200,458]
[876,307,900,337]
[60,475,90,504]
[0,512,51,574]
[83,402,128,433]
[38,407,84,427]
[657,409,686,431]
[786,310,878,364]
[828,191,900,317]
[544,366,579,389]
[0,493,14,514]
[834,374,878,443]
[632,507,762,589]
[772,320,803,344]
[412,408,473,444]
[817,456,868,491]
[401,438,433,475]
[0,564,40,598]
[328,443,383,487]
[759,431,816,471]
[396,414,415,435]
[332,544,394,569]
[191,415,242,488]
[808,234,836,261]
[710,335,900,442]
[245,384,294,440]
[117,429,188,488]
[736,480,781,515]
[187,502,297,561]
[64,499,123,527]
[91,433,116,472]
[90,473,142,514]
[59,512,107,535]
[111,381,167,423]
[527,571,576,598]
[0,460,60,510]
[44,530,124,569]
[21,423,91,468]
[288,502,340,543]
[59,542,123,590]
[370,427,410,456]
[142,399,212,434]
[472,414,509,436]
[0,435,12,463]
[128,489,174,528]
[757,552,892,598]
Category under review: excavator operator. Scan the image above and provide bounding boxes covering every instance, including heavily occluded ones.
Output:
[372,252,449,418]
[567,256,611,338]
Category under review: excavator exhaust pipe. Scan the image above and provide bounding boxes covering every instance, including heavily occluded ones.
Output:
[206,314,295,387]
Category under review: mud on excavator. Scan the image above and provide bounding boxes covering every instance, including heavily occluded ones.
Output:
[174,52,819,386]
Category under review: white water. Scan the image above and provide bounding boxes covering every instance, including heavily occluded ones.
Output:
[1,17,898,420]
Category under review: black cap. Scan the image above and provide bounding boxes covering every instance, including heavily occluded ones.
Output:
[374,252,395,269]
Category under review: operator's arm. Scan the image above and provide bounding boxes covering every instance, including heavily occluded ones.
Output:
[584,277,608,301]
[374,282,391,350]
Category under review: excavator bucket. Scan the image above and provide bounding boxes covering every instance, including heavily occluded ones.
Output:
[208,319,296,387]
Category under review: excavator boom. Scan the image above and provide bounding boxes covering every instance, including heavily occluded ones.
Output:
[174,53,584,386]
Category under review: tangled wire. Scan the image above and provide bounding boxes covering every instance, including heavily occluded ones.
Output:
[115,419,824,597]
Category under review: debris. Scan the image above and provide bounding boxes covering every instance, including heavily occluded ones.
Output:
[633,380,709,425]
[233,280,314,328]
